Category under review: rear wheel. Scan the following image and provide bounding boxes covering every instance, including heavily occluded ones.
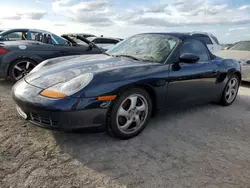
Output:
[220,75,240,106]
[9,59,37,81]
[107,88,152,139]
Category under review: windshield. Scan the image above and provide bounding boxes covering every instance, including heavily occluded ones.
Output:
[52,34,69,45]
[106,34,178,63]
[230,41,250,51]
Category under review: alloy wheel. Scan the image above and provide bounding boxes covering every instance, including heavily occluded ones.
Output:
[116,94,149,134]
[225,77,238,103]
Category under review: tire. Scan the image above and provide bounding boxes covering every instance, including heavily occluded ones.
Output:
[220,74,240,106]
[107,88,152,139]
[9,59,37,82]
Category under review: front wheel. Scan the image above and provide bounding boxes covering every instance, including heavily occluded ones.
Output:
[9,59,37,82]
[107,88,152,139]
[220,75,240,106]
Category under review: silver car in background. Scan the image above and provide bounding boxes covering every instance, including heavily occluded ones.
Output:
[216,41,250,82]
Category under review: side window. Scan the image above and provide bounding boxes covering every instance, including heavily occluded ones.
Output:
[4,32,23,41]
[108,39,119,44]
[180,39,210,62]
[103,39,111,43]
[93,39,101,43]
[192,34,213,45]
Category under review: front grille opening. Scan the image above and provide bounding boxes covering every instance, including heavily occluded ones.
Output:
[30,112,58,127]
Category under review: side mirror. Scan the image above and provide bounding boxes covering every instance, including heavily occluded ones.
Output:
[179,53,200,63]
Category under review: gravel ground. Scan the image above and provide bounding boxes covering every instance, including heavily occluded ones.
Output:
[1,79,250,188]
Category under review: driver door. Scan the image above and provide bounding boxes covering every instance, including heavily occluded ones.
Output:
[166,39,219,107]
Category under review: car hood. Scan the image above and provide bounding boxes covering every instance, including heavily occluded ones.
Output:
[215,50,250,60]
[25,54,156,89]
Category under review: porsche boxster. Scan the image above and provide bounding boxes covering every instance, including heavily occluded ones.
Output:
[12,33,242,139]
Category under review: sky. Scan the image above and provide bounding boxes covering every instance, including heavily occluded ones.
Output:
[1,0,250,44]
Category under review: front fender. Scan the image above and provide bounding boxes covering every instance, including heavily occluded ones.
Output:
[83,77,167,111]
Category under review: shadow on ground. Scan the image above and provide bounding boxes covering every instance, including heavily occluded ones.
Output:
[52,98,250,187]
[0,79,13,88]
[241,81,250,88]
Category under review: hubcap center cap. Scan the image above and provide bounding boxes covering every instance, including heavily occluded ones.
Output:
[129,109,137,118]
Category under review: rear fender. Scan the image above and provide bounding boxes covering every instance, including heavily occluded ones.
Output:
[0,51,43,77]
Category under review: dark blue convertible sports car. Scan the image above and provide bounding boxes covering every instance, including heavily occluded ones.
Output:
[12,33,242,139]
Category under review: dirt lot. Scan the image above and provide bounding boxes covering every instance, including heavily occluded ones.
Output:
[1,79,250,188]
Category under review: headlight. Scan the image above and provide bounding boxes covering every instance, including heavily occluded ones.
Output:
[40,73,93,99]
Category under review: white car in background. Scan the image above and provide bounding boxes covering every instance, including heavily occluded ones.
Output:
[190,32,222,53]
[216,41,250,82]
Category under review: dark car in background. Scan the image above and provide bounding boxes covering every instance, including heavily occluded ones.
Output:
[87,37,122,50]
[64,33,96,38]
[12,33,241,139]
[0,33,103,81]
[61,34,104,50]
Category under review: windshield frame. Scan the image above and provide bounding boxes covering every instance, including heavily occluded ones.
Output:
[106,34,180,64]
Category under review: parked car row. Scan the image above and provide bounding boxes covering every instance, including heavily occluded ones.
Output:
[0,28,224,82]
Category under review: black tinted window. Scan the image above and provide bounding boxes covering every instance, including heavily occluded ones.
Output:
[180,39,209,62]
[192,34,212,44]
[93,39,102,43]
[105,39,119,44]
[93,38,118,44]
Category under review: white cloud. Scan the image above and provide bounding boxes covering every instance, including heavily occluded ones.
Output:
[239,5,250,10]
[52,0,113,26]
[0,7,47,20]
[228,27,248,31]
[119,0,250,27]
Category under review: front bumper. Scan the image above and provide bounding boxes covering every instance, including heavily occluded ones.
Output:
[12,80,110,130]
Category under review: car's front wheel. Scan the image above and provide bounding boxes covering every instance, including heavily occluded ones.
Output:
[220,75,240,106]
[107,88,152,139]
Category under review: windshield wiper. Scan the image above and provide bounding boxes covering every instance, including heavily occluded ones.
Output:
[113,54,140,61]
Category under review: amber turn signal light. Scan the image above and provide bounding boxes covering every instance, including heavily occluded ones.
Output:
[40,90,68,99]
[98,95,117,101]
